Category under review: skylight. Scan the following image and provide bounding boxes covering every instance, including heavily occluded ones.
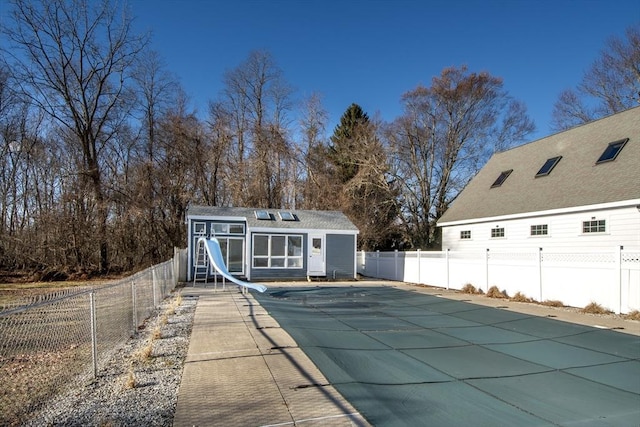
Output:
[596,138,628,164]
[490,169,513,188]
[278,211,297,221]
[536,156,562,177]
[254,210,272,220]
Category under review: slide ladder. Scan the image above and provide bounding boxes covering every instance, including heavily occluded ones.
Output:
[193,237,267,293]
[193,238,210,286]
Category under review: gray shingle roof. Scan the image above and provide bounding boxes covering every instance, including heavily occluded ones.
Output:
[438,106,640,225]
[186,205,359,232]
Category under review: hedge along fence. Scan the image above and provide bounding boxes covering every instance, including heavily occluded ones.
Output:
[0,259,177,426]
[357,246,640,314]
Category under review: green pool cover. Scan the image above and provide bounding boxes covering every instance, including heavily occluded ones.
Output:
[254,285,640,427]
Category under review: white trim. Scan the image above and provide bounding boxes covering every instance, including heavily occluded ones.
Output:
[249,227,358,235]
[438,199,640,227]
[187,214,248,222]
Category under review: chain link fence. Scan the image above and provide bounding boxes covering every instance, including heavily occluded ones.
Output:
[0,259,177,426]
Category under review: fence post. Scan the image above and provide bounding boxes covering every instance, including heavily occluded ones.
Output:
[446,249,450,290]
[132,282,137,334]
[615,245,623,314]
[417,249,421,284]
[538,248,544,302]
[394,250,399,281]
[152,267,158,308]
[485,249,490,293]
[89,291,98,379]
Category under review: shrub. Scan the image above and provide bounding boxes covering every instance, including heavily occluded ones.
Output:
[135,341,153,362]
[541,300,564,307]
[511,292,535,303]
[624,310,640,321]
[151,326,162,341]
[486,286,508,299]
[461,283,478,294]
[124,370,136,389]
[581,302,612,315]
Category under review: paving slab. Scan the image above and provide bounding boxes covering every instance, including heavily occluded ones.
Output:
[173,286,370,427]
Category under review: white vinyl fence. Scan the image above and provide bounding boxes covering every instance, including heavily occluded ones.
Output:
[357,247,640,314]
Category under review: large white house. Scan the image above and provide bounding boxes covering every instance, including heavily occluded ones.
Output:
[438,106,640,252]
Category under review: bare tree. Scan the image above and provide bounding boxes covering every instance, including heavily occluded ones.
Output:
[219,50,295,208]
[552,25,640,131]
[387,66,535,249]
[297,93,337,210]
[2,0,147,273]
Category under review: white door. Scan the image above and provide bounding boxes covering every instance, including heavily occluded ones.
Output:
[308,234,326,276]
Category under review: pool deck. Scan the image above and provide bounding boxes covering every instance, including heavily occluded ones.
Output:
[172,281,639,427]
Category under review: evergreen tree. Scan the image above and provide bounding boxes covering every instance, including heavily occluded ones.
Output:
[329,104,400,251]
[328,103,370,183]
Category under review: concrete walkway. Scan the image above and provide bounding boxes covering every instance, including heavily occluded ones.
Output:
[173,281,639,426]
[172,284,371,427]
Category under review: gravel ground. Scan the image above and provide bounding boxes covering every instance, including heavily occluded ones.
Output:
[27,290,197,427]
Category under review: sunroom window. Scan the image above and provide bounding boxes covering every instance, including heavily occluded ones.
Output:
[253,234,303,268]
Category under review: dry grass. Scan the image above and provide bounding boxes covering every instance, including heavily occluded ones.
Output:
[624,310,640,321]
[461,283,480,294]
[541,299,565,307]
[135,341,153,362]
[510,292,536,303]
[124,369,136,389]
[151,326,162,341]
[486,286,508,299]
[581,302,612,315]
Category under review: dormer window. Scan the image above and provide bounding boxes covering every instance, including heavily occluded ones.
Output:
[491,169,513,188]
[536,156,562,177]
[596,138,628,164]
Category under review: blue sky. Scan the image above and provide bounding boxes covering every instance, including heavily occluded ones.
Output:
[131,0,640,141]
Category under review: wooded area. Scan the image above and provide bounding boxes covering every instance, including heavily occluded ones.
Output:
[1,0,637,279]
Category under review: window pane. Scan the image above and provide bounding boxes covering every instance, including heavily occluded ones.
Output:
[194,222,206,234]
[229,224,245,234]
[491,170,513,188]
[583,220,606,233]
[228,239,244,273]
[271,236,285,256]
[271,258,285,267]
[596,139,628,164]
[254,258,268,268]
[254,235,269,256]
[212,223,228,234]
[288,258,302,268]
[536,156,562,177]
[288,236,302,256]
[530,224,548,236]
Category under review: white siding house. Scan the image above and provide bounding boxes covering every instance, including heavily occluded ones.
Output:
[438,107,640,253]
